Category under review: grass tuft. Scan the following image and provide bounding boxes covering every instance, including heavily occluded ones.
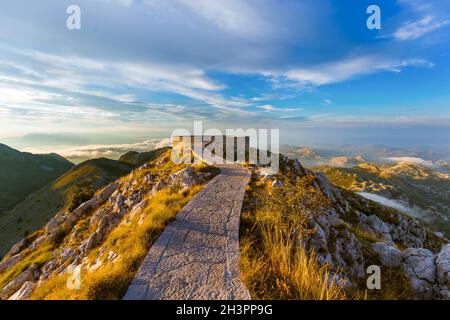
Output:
[240,178,351,300]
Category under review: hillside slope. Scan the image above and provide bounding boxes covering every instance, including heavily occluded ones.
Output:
[315,162,450,236]
[0,158,134,258]
[240,156,449,299]
[0,144,73,213]
[0,149,218,300]
[119,147,170,167]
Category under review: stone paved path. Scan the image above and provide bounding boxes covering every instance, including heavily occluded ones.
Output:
[123,164,251,300]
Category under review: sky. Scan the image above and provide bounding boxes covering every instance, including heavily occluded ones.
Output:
[0,0,450,157]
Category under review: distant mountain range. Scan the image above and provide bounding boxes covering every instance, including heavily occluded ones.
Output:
[0,144,74,214]
[279,144,450,237]
[281,144,450,172]
[315,162,450,237]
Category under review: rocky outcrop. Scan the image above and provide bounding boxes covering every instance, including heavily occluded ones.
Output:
[0,254,22,274]
[254,155,449,299]
[436,245,450,299]
[0,264,40,299]
[371,242,402,268]
[148,167,199,195]
[403,248,436,299]
[8,281,36,300]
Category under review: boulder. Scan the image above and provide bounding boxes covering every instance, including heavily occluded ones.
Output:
[315,173,339,202]
[5,238,30,257]
[97,182,119,203]
[0,264,40,299]
[150,181,165,195]
[362,215,392,242]
[8,281,36,300]
[436,244,450,299]
[403,248,436,299]
[333,229,365,279]
[371,242,402,267]
[166,166,198,191]
[127,200,147,223]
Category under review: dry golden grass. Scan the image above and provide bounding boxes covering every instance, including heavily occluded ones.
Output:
[0,244,53,291]
[240,178,352,300]
[30,186,203,300]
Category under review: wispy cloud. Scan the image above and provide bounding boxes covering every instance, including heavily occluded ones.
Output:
[256,104,303,112]
[394,15,450,40]
[0,0,449,147]
[277,55,433,86]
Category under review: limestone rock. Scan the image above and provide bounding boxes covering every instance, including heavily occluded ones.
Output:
[403,248,436,299]
[362,215,392,242]
[5,239,30,258]
[0,254,22,274]
[371,242,402,267]
[333,229,365,279]
[0,264,40,299]
[166,166,198,191]
[8,281,36,300]
[436,244,450,299]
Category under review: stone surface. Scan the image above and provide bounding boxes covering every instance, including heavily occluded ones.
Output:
[0,254,22,274]
[403,248,437,299]
[8,281,36,300]
[372,242,402,268]
[436,244,450,299]
[124,164,251,300]
[0,264,40,299]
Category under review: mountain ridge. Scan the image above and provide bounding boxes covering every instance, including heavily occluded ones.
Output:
[0,156,136,258]
[315,161,450,237]
[0,143,74,214]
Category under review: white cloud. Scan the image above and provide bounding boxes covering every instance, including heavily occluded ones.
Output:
[358,192,420,217]
[175,0,265,37]
[23,138,171,162]
[257,105,275,111]
[383,156,447,169]
[394,15,450,40]
[0,45,248,119]
[280,55,433,86]
[256,104,303,112]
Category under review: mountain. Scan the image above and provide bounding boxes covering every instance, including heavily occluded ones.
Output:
[327,155,366,167]
[0,157,135,258]
[0,144,74,214]
[0,147,448,300]
[281,145,366,168]
[241,157,449,300]
[0,148,220,299]
[119,146,170,166]
[315,162,450,236]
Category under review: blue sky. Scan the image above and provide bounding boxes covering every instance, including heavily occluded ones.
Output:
[0,0,449,154]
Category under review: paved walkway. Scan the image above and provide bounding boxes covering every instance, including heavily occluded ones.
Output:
[123,164,251,300]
